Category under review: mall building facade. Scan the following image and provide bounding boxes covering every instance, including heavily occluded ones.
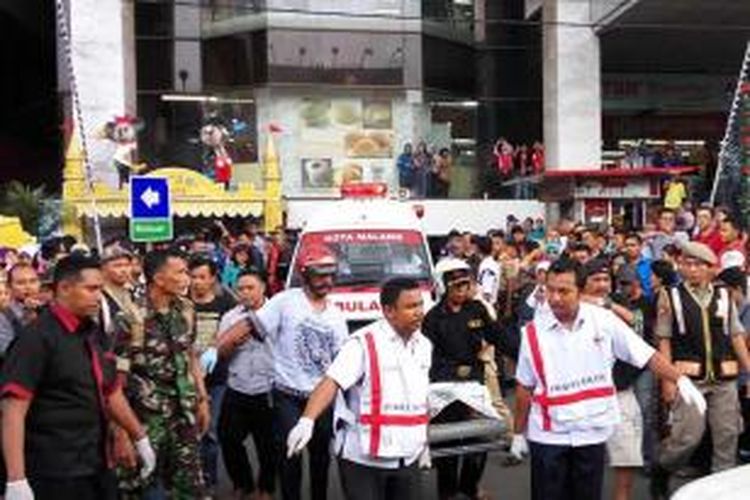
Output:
[63,0,750,210]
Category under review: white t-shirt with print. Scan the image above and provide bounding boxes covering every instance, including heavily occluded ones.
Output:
[257,288,349,393]
[477,256,501,305]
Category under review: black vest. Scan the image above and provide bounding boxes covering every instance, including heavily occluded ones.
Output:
[668,284,736,380]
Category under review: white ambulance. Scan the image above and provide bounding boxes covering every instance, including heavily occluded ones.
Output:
[287,183,434,331]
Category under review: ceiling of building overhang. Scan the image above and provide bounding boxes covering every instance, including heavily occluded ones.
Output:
[599,0,750,74]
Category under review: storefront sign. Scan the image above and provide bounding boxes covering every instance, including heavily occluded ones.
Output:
[574,178,656,199]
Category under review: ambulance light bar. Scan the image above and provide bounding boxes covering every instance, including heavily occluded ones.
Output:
[340,183,388,198]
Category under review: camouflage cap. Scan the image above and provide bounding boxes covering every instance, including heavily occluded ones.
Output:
[101,243,133,263]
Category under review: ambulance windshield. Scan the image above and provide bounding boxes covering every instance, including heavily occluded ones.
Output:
[290,230,431,287]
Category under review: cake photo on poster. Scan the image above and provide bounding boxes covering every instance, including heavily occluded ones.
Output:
[362,100,392,129]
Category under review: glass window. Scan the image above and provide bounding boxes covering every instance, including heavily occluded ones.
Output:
[289,230,432,287]
[203,31,268,87]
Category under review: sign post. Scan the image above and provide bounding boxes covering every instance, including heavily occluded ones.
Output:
[129,177,173,242]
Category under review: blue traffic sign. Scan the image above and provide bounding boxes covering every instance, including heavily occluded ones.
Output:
[130,177,171,219]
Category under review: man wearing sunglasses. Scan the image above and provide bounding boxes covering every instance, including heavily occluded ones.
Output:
[422,258,517,500]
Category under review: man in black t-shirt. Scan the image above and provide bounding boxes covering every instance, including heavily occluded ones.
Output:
[188,255,236,492]
[1,255,155,500]
[423,258,516,500]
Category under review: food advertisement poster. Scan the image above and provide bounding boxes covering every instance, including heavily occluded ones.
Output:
[296,96,395,194]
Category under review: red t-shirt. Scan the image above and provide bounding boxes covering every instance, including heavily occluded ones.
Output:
[531,151,545,174]
[693,229,725,257]
[496,153,514,176]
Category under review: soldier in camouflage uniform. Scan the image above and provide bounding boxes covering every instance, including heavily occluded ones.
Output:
[114,249,211,500]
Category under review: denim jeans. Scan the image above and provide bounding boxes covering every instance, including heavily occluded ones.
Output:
[273,389,333,500]
[633,370,655,468]
[200,384,227,488]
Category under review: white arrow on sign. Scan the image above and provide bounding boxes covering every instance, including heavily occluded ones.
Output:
[141,187,161,209]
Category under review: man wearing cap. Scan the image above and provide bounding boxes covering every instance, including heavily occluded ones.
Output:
[423,258,516,500]
[100,243,138,352]
[654,241,750,493]
[255,244,348,500]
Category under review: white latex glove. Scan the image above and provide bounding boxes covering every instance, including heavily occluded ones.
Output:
[200,347,218,375]
[286,417,314,458]
[509,434,529,461]
[418,447,432,469]
[135,436,157,479]
[6,479,34,500]
[677,376,707,416]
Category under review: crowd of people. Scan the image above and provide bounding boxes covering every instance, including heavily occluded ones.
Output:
[396,142,453,199]
[433,202,750,499]
[394,137,545,200]
[0,199,748,500]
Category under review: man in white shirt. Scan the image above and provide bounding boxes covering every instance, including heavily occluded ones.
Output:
[256,244,348,500]
[510,258,706,500]
[477,231,505,307]
[286,277,430,500]
[215,269,275,500]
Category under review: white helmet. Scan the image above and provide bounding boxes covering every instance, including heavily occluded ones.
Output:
[434,257,472,298]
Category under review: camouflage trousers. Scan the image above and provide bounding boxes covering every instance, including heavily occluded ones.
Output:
[119,402,205,500]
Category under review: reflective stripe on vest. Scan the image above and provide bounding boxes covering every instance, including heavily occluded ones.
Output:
[359,331,429,457]
[525,322,616,431]
[670,287,687,336]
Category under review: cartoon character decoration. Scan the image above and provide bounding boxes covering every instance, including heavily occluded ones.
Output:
[103,115,145,189]
[200,116,233,189]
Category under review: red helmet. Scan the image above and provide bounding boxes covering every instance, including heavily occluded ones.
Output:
[296,244,337,276]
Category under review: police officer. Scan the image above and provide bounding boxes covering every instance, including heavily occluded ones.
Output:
[422,258,516,500]
[286,277,431,500]
[99,243,138,351]
[114,249,210,499]
[510,258,706,500]
[654,242,750,491]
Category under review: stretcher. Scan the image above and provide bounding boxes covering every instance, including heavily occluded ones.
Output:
[426,382,512,459]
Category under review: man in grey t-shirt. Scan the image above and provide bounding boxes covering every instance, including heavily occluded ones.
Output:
[0,264,42,355]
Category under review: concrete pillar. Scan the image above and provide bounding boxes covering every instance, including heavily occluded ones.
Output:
[69,0,134,185]
[542,0,601,171]
[121,1,137,114]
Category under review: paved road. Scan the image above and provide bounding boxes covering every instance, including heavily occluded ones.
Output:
[215,445,696,499]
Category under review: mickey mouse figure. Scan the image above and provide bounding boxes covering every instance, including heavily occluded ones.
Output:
[103,115,145,189]
[200,115,233,190]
